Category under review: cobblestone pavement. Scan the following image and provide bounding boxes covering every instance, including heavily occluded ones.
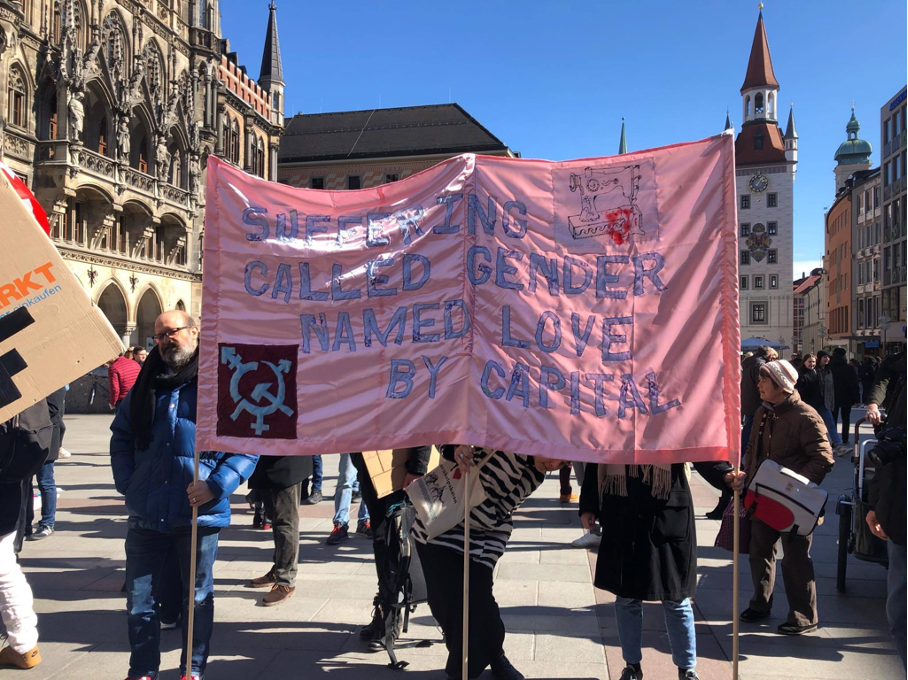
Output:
[7,413,902,679]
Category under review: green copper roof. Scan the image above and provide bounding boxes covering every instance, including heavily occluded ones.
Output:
[618,118,627,155]
[834,105,871,165]
[846,107,860,134]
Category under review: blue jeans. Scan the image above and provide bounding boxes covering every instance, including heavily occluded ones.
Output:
[615,597,696,670]
[125,524,219,678]
[35,462,56,529]
[311,455,323,492]
[888,540,907,668]
[817,407,843,446]
[333,453,369,527]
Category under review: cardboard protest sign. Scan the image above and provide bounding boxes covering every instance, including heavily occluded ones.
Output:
[363,448,442,499]
[0,173,123,421]
[197,134,741,465]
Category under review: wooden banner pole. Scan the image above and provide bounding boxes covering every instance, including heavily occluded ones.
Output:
[184,448,201,674]
[732,471,740,680]
[462,467,471,680]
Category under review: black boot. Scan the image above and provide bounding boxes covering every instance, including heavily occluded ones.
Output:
[360,596,383,640]
[706,491,731,520]
[490,654,525,680]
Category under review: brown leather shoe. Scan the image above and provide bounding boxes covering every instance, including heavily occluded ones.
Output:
[246,572,277,589]
[262,584,295,607]
[0,643,42,669]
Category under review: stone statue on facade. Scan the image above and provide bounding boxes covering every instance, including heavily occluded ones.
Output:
[67,89,85,142]
[155,135,171,178]
[117,116,130,162]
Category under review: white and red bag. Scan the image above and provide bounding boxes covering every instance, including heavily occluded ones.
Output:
[743,459,828,536]
[0,160,49,235]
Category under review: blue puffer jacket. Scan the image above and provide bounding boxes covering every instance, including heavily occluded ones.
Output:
[110,377,258,531]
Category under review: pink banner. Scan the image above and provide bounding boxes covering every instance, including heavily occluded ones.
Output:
[197,134,741,465]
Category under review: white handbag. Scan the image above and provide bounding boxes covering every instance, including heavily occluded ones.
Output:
[406,452,490,540]
[744,459,828,536]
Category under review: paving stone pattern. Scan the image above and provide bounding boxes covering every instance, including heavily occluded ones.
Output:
[7,413,902,679]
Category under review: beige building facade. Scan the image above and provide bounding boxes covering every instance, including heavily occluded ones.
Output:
[0,0,284,350]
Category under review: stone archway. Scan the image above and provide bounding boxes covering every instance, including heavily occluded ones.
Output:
[97,281,129,345]
[135,287,163,351]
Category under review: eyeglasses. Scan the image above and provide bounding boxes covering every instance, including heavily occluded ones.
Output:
[152,326,192,342]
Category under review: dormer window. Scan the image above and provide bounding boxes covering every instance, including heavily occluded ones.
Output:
[753,131,764,151]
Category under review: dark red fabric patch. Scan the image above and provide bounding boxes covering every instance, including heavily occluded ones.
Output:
[217,343,297,440]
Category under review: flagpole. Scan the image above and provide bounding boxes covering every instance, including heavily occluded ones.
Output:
[732,470,740,680]
[462,467,471,680]
[185,448,201,674]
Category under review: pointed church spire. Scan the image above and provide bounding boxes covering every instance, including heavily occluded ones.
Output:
[618,118,627,155]
[259,1,284,87]
[784,104,798,139]
[725,109,733,131]
[741,6,779,93]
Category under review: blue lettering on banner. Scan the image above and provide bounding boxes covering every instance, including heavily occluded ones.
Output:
[481,360,506,399]
[467,193,497,235]
[501,305,529,348]
[422,355,448,398]
[596,255,629,300]
[337,215,361,247]
[617,374,648,419]
[402,253,431,291]
[243,207,269,241]
[413,303,441,343]
[571,313,595,358]
[502,201,528,238]
[299,313,329,354]
[602,316,633,361]
[366,212,391,247]
[363,307,407,347]
[633,253,668,296]
[467,246,492,285]
[563,256,593,295]
[331,263,361,300]
[271,263,293,303]
[367,258,397,297]
[305,215,330,245]
[585,373,613,417]
[332,312,356,352]
[528,253,560,295]
[495,248,524,290]
[506,362,531,407]
[539,365,566,409]
[244,260,269,296]
[275,211,299,240]
[645,372,681,414]
[444,299,471,339]
[386,359,415,399]
[535,311,562,353]
[433,194,463,234]
[570,371,580,415]
[396,205,425,245]
[298,263,328,301]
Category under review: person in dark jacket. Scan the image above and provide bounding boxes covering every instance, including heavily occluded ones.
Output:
[737,360,834,636]
[860,356,878,406]
[580,458,734,680]
[245,454,313,606]
[829,347,860,445]
[350,447,432,651]
[24,386,66,541]
[0,399,52,670]
[110,310,257,680]
[864,351,906,667]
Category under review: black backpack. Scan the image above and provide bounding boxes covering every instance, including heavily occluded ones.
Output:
[375,499,434,669]
[0,400,52,482]
[868,426,907,546]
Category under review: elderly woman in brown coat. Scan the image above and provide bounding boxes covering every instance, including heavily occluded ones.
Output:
[734,359,834,635]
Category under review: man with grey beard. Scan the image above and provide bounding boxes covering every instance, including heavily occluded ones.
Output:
[110,310,257,680]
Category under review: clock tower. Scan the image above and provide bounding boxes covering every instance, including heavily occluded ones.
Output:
[734,7,796,348]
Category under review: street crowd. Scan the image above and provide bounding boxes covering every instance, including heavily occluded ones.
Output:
[0,309,905,680]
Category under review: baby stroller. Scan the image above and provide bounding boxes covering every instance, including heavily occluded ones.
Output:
[835,417,889,593]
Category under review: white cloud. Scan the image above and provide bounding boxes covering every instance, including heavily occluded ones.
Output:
[793,260,823,279]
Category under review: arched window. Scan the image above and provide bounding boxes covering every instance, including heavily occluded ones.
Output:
[231,121,240,163]
[102,12,127,68]
[198,0,208,28]
[138,135,148,173]
[98,117,108,155]
[48,92,58,140]
[755,92,765,115]
[745,96,751,117]
[768,92,775,118]
[257,139,265,178]
[51,1,62,44]
[171,149,183,187]
[7,66,27,129]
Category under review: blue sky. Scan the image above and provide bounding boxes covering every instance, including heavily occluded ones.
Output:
[221,1,907,278]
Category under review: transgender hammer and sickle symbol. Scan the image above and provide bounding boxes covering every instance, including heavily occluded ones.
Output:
[220,346,294,435]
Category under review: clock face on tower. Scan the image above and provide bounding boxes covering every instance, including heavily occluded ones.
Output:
[749,173,769,193]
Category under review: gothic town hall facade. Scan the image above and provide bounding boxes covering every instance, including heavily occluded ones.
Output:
[0,0,284,348]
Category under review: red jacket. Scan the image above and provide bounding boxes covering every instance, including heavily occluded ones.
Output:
[108,356,141,406]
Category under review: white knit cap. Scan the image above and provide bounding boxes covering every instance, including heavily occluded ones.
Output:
[760,359,798,394]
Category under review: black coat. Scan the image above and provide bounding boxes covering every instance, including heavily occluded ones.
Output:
[580,461,731,601]
[248,454,313,491]
[795,368,824,412]
[741,355,769,416]
[829,355,860,408]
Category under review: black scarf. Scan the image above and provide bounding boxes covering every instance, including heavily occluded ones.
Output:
[130,345,199,451]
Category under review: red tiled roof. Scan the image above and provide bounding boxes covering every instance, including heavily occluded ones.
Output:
[735,122,788,166]
[741,13,779,92]
[794,274,821,295]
